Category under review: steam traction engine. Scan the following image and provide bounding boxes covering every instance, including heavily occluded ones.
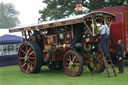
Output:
[9,11,115,77]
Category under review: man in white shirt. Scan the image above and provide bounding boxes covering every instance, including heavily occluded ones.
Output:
[98,21,110,58]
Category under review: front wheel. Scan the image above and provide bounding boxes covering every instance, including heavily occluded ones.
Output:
[63,50,83,77]
[18,41,42,74]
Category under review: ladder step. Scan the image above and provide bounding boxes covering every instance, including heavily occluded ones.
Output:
[98,44,117,77]
[103,57,117,77]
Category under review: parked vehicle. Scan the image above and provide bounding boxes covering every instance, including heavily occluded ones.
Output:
[9,11,115,76]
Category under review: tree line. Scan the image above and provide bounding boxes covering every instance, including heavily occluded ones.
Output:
[39,0,127,21]
[0,2,20,28]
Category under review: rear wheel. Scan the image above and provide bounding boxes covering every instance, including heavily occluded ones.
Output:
[18,41,42,74]
[63,50,83,77]
[87,45,105,73]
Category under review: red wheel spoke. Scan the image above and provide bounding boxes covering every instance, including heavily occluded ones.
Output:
[72,66,75,73]
[95,63,98,71]
[21,63,27,68]
[68,65,72,71]
[29,57,35,60]
[30,63,34,70]
[29,51,34,56]
[29,60,35,65]
[32,60,35,64]
[71,54,74,60]
[74,66,79,73]
[26,64,29,72]
[73,63,80,66]
[19,57,24,59]
[27,63,33,71]
[20,49,26,55]
[25,44,29,51]
[75,59,79,62]
[27,47,32,54]
[70,66,73,72]
[67,59,70,62]
[99,60,103,65]
[72,56,76,62]
[68,55,72,61]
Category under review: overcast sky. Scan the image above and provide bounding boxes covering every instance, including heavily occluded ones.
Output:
[0,0,46,25]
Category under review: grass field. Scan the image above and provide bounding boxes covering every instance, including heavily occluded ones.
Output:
[0,65,128,85]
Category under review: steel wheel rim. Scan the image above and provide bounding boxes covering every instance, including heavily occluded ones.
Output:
[18,43,36,73]
[64,53,80,76]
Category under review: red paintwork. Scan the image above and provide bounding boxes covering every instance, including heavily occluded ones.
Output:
[94,6,128,53]
[44,31,72,61]
[53,43,71,61]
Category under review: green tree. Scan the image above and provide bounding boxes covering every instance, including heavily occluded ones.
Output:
[84,0,105,11]
[110,0,127,6]
[0,2,20,28]
[39,0,127,21]
[85,0,127,10]
[39,0,76,21]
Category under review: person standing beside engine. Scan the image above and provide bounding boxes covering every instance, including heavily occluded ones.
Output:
[116,40,125,73]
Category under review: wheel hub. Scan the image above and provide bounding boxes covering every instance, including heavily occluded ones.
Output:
[69,61,73,66]
[24,54,29,62]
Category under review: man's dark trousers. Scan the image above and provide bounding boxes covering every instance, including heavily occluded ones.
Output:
[118,58,124,73]
[71,24,83,49]
[101,34,110,57]
[117,44,125,73]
